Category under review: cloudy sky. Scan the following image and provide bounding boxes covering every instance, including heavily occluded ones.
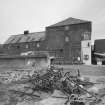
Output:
[0,0,105,44]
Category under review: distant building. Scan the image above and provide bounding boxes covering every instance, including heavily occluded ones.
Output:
[93,39,105,65]
[3,17,92,65]
[46,18,92,64]
[3,31,46,55]
[94,39,105,53]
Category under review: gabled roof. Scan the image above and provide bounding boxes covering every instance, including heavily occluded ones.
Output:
[47,17,90,27]
[4,31,45,44]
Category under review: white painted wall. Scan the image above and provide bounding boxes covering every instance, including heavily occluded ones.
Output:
[81,40,91,65]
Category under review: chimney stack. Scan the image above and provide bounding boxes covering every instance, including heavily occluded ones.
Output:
[24,30,29,35]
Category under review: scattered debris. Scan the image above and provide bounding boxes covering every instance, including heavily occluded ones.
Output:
[0,65,105,105]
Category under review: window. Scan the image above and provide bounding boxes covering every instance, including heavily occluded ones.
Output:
[84,34,89,40]
[32,43,35,47]
[16,45,20,49]
[8,45,11,49]
[36,43,40,48]
[59,49,63,57]
[26,44,29,48]
[65,26,69,30]
[65,36,69,42]
[84,55,89,60]
[83,32,90,40]
[87,42,90,47]
[60,49,63,52]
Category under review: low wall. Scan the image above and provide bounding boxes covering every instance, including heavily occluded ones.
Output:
[0,57,50,71]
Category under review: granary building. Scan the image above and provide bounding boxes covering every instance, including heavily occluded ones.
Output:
[3,17,92,65]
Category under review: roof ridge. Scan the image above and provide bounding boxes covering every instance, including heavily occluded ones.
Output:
[10,31,45,36]
[47,17,91,27]
[4,31,45,44]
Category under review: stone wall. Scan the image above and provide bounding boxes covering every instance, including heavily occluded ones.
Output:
[46,22,91,64]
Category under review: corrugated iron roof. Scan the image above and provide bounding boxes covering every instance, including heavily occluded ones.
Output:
[4,31,45,44]
[47,17,91,27]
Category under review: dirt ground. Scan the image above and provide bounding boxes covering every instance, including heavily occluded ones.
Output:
[0,64,105,105]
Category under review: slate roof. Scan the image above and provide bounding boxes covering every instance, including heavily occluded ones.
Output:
[5,31,45,44]
[47,17,90,27]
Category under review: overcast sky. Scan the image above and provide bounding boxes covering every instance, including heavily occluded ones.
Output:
[0,0,105,44]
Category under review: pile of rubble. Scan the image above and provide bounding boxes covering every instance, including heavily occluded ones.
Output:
[0,65,105,105]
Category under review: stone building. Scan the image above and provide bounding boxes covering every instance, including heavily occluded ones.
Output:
[3,17,92,64]
[3,31,46,55]
[46,18,92,64]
